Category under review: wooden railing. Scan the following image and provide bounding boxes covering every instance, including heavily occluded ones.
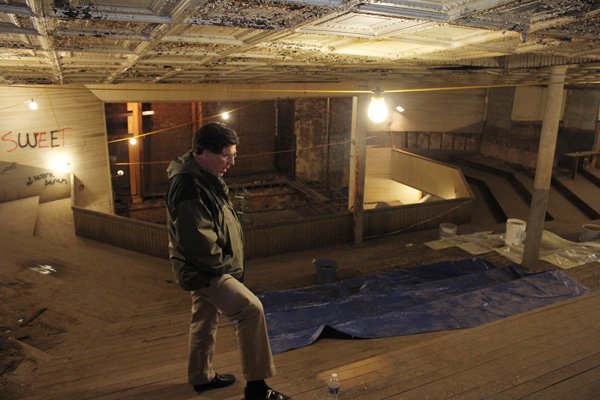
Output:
[70,154,474,260]
[71,199,473,261]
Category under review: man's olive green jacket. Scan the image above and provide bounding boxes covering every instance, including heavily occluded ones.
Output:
[166,151,244,291]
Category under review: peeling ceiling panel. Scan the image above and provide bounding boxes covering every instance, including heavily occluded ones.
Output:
[0,0,598,86]
[53,18,156,39]
[185,0,331,30]
[535,14,600,40]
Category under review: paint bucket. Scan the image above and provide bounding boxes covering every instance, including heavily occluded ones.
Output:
[505,218,527,245]
[439,223,457,238]
[313,258,338,284]
[579,224,600,242]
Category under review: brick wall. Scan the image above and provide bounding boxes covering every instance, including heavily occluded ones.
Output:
[202,100,278,177]
[295,97,352,187]
[143,102,194,195]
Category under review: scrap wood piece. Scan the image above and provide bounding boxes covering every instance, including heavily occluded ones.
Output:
[19,307,47,327]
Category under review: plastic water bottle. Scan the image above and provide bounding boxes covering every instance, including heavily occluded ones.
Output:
[328,372,340,399]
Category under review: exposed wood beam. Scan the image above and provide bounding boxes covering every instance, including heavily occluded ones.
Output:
[28,0,63,85]
[0,3,34,16]
[0,22,38,36]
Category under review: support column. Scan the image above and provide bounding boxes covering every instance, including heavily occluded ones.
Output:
[591,104,600,168]
[191,101,203,135]
[522,65,568,272]
[348,95,368,245]
[127,102,143,204]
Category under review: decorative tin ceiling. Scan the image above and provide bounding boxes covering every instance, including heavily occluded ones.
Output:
[0,0,599,86]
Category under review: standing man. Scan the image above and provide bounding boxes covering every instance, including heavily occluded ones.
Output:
[166,122,291,400]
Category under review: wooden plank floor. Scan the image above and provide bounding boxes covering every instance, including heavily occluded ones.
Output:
[0,196,39,236]
[2,202,600,400]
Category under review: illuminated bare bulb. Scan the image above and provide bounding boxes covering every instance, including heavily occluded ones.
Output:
[368,92,389,123]
[221,111,230,120]
[117,170,124,176]
[49,156,71,173]
[395,105,405,112]
[129,137,137,145]
[27,99,38,110]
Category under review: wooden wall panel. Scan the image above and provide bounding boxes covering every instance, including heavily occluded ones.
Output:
[390,149,473,199]
[382,90,486,133]
[0,161,70,203]
[72,206,169,259]
[0,86,113,213]
[244,213,351,259]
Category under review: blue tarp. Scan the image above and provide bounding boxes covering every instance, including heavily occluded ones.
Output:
[257,258,590,354]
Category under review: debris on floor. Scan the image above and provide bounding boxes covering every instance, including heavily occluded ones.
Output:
[426,230,600,269]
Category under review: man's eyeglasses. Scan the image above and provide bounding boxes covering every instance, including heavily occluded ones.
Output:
[219,152,237,161]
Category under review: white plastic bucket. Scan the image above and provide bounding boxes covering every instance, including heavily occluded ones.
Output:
[505,218,526,245]
[439,223,457,238]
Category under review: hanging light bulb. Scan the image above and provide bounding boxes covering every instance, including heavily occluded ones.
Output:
[221,111,230,120]
[26,99,38,110]
[129,137,137,145]
[368,89,388,123]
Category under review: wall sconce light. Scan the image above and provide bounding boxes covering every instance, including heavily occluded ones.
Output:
[26,99,38,110]
[368,89,389,123]
[221,111,230,120]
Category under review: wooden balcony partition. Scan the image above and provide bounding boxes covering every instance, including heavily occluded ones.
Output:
[71,150,475,260]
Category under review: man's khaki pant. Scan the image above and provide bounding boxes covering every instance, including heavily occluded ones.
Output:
[188,274,276,385]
